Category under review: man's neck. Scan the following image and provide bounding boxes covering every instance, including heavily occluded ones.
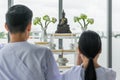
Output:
[10,32,27,43]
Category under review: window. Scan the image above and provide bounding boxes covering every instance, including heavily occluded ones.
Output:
[14,0,58,33]
[113,0,120,79]
[64,0,108,67]
[14,0,58,43]
[0,0,8,44]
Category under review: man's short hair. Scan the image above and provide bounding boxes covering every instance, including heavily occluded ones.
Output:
[6,5,33,33]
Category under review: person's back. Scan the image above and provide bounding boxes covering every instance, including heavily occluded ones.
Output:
[0,41,60,80]
[62,65,116,80]
[62,30,116,80]
[0,5,60,80]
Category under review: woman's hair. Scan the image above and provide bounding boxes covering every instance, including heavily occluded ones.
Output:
[78,30,101,80]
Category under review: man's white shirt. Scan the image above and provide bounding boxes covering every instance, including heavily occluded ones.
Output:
[0,41,61,80]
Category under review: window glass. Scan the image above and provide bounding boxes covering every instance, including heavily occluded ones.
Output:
[14,0,58,33]
[13,1,120,78]
[64,0,108,67]
[14,0,58,43]
[0,0,8,44]
[113,0,120,79]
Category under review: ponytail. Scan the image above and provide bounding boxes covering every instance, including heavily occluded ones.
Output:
[78,30,102,80]
[85,58,96,80]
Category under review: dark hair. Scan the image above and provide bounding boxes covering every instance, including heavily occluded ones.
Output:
[6,5,33,33]
[78,30,101,80]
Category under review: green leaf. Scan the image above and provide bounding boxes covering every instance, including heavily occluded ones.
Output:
[74,16,79,22]
[51,17,57,23]
[87,18,94,24]
[33,15,57,29]
[80,14,87,19]
[43,15,50,21]
[33,17,41,25]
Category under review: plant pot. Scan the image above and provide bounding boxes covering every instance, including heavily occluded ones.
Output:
[41,28,47,42]
[81,27,87,32]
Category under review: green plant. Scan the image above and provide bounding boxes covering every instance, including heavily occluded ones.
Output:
[0,32,6,39]
[74,14,94,31]
[33,15,57,30]
[33,15,57,42]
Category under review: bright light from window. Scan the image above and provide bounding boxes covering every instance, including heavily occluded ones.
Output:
[14,0,58,33]
[0,0,8,32]
[63,0,107,33]
[0,0,8,43]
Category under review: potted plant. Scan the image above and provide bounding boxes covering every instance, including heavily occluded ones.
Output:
[33,15,57,42]
[74,14,94,31]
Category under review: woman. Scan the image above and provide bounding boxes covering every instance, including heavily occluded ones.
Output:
[62,30,116,80]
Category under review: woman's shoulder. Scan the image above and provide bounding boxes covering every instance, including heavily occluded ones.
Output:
[64,65,82,73]
[97,66,116,74]
[104,67,116,77]
[96,66,116,80]
[61,65,83,80]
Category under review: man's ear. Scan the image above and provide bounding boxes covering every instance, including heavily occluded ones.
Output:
[5,23,9,32]
[26,22,31,32]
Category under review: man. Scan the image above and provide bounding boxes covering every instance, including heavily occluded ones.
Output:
[0,5,61,80]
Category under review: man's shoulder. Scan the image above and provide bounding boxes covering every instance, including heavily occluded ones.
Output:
[27,42,52,56]
[0,42,51,55]
[29,43,50,51]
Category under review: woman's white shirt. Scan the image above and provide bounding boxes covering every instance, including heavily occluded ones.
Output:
[62,65,116,80]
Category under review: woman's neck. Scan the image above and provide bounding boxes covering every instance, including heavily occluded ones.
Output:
[82,60,100,69]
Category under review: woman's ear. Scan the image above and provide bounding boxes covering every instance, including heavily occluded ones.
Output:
[98,49,102,54]
[77,47,83,65]
[77,47,79,53]
[77,47,82,54]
